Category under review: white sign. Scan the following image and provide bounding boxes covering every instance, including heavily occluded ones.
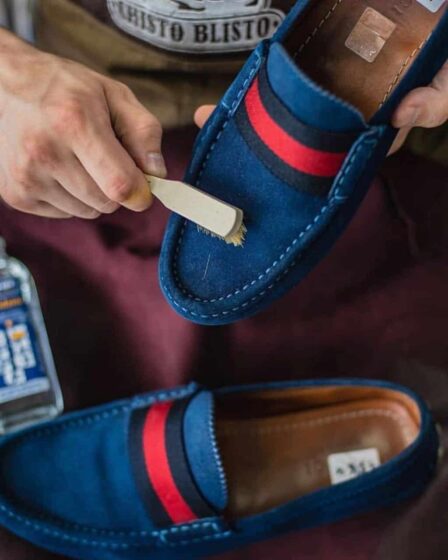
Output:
[107,0,285,53]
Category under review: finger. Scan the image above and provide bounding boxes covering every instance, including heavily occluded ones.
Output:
[23,201,73,219]
[194,105,216,129]
[106,83,167,178]
[54,155,120,214]
[2,197,72,219]
[393,88,448,129]
[388,126,412,156]
[38,179,101,219]
[71,108,152,213]
[392,62,448,129]
[432,59,448,91]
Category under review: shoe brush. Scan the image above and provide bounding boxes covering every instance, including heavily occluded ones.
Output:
[146,175,246,247]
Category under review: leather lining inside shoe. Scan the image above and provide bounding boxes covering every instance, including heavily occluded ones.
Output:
[216,386,420,518]
[285,0,446,119]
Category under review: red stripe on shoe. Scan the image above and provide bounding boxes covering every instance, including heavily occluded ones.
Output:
[245,78,347,178]
[142,401,198,524]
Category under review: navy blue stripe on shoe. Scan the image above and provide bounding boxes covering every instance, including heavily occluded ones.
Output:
[236,103,332,196]
[129,398,216,528]
[257,65,358,153]
[236,64,358,196]
[165,398,216,520]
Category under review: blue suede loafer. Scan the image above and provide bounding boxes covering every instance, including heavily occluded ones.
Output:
[160,0,448,325]
[0,378,440,559]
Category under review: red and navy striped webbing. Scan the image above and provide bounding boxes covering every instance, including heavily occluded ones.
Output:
[129,399,215,527]
[235,65,358,197]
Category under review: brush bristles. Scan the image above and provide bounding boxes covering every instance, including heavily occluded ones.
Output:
[198,222,247,247]
[226,222,247,247]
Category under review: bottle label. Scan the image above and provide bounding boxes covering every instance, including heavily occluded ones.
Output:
[0,278,50,404]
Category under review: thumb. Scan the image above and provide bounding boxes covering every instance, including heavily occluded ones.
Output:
[106,82,167,178]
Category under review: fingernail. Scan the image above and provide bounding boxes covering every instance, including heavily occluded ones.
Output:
[396,107,420,128]
[146,152,167,178]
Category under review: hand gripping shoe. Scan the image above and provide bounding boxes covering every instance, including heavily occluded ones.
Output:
[0,378,440,559]
[160,0,448,324]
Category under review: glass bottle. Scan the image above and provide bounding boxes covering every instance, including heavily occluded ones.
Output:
[0,238,63,434]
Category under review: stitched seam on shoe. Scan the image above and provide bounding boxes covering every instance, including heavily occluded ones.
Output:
[0,507,227,549]
[166,132,380,319]
[158,521,231,546]
[379,40,426,109]
[209,397,228,505]
[294,0,344,58]
[218,408,416,446]
[160,528,232,547]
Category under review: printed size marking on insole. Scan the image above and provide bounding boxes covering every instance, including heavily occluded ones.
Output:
[327,448,381,484]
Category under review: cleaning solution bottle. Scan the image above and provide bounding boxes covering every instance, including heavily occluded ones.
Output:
[0,237,63,433]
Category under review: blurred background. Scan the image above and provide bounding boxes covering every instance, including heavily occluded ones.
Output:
[0,0,34,41]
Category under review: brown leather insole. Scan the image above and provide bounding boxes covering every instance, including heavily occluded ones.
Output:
[216,388,420,518]
[285,0,446,119]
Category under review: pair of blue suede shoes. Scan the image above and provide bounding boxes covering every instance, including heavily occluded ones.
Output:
[0,1,446,559]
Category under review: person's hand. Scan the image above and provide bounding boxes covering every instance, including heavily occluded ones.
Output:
[389,60,448,154]
[196,60,448,155]
[195,106,216,130]
[0,30,166,219]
